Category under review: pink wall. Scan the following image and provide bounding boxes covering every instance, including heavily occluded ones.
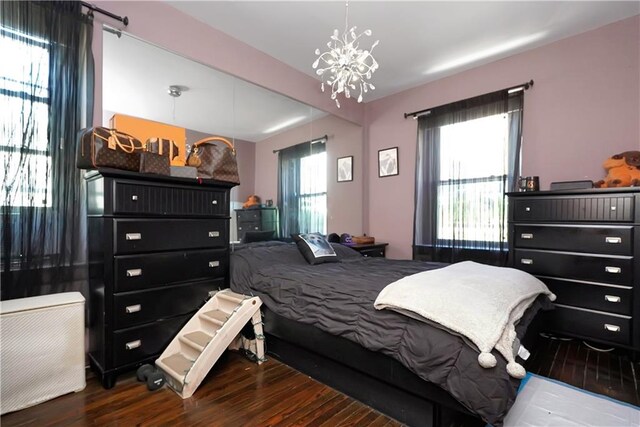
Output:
[254,115,364,235]
[365,16,640,259]
[89,1,364,130]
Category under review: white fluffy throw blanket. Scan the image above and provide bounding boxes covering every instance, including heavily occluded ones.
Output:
[374,261,555,378]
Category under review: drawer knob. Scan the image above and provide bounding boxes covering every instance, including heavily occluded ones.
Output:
[611,206,617,211]
[521,233,533,240]
[126,268,142,277]
[605,266,621,274]
[525,207,531,212]
[209,261,220,268]
[125,304,141,313]
[208,231,220,238]
[604,295,621,303]
[520,258,533,265]
[125,340,141,350]
[605,236,622,244]
[131,195,138,201]
[604,324,620,333]
[125,233,142,241]
[212,200,218,205]
[254,226,259,230]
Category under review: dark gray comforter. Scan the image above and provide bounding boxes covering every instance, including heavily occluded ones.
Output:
[230,241,547,425]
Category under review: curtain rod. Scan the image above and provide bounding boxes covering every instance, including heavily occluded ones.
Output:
[272,135,328,154]
[81,2,129,26]
[403,80,533,119]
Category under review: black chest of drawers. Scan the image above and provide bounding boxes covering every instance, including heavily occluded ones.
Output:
[235,207,279,241]
[508,188,639,352]
[86,169,235,388]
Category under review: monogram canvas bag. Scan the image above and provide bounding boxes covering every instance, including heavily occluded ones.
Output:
[77,127,144,171]
[186,136,240,184]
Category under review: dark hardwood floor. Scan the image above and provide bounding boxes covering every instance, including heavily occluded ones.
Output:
[1,352,402,427]
[526,334,640,406]
[3,336,638,426]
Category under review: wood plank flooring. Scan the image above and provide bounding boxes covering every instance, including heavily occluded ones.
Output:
[3,336,638,426]
[0,352,402,427]
[526,335,640,406]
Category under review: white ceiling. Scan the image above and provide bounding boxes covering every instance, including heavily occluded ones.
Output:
[102,31,320,142]
[169,1,640,102]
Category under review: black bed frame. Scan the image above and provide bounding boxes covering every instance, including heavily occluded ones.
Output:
[262,307,543,427]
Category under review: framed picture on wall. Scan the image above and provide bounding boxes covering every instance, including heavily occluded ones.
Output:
[337,156,353,182]
[378,147,399,177]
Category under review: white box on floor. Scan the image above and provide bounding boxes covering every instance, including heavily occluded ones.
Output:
[0,292,86,414]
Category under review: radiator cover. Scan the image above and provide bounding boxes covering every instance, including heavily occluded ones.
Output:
[1,292,86,414]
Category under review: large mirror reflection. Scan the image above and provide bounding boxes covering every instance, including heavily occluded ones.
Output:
[102,29,363,242]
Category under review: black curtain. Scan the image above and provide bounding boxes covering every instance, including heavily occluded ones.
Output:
[1,1,94,299]
[414,89,524,265]
[278,139,326,237]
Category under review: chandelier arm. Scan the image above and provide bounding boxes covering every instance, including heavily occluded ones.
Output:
[344,0,349,34]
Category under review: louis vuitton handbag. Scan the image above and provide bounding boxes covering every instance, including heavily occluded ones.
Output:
[145,137,180,161]
[77,127,144,171]
[139,152,170,175]
[185,136,240,184]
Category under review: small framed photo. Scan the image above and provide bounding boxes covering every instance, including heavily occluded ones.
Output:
[378,147,398,177]
[337,156,353,182]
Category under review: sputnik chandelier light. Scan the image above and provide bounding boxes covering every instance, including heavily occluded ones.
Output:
[312,0,379,108]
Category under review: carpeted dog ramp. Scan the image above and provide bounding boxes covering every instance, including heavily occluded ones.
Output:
[155,289,265,398]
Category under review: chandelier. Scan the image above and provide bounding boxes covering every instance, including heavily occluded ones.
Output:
[312,1,379,108]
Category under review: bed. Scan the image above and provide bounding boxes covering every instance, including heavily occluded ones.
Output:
[229,241,550,426]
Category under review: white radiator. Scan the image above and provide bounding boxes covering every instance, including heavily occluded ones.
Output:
[0,292,86,414]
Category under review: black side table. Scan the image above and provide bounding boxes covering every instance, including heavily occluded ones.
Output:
[346,243,389,258]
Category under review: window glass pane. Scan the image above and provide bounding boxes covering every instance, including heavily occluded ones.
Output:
[437,179,507,244]
[0,94,48,150]
[299,194,327,235]
[0,29,51,208]
[300,151,327,195]
[0,31,49,98]
[439,114,508,180]
[1,151,51,207]
[298,151,327,234]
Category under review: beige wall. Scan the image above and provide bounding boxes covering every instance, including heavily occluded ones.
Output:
[254,115,364,236]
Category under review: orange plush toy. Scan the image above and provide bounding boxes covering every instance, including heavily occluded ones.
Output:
[594,151,640,188]
[242,195,261,209]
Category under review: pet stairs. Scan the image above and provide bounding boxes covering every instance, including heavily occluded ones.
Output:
[155,289,264,399]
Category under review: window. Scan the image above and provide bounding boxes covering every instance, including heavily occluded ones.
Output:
[437,113,510,244]
[299,151,327,235]
[0,27,51,208]
[278,139,327,237]
[414,89,524,264]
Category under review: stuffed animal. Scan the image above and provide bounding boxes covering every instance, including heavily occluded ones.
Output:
[594,151,640,188]
[242,194,261,209]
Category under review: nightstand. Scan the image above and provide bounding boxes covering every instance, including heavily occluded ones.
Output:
[347,243,389,258]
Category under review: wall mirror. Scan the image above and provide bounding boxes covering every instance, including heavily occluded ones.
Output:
[102,27,363,240]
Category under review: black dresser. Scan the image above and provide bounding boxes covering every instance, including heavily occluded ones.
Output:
[235,207,278,241]
[86,169,235,388]
[508,188,639,352]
